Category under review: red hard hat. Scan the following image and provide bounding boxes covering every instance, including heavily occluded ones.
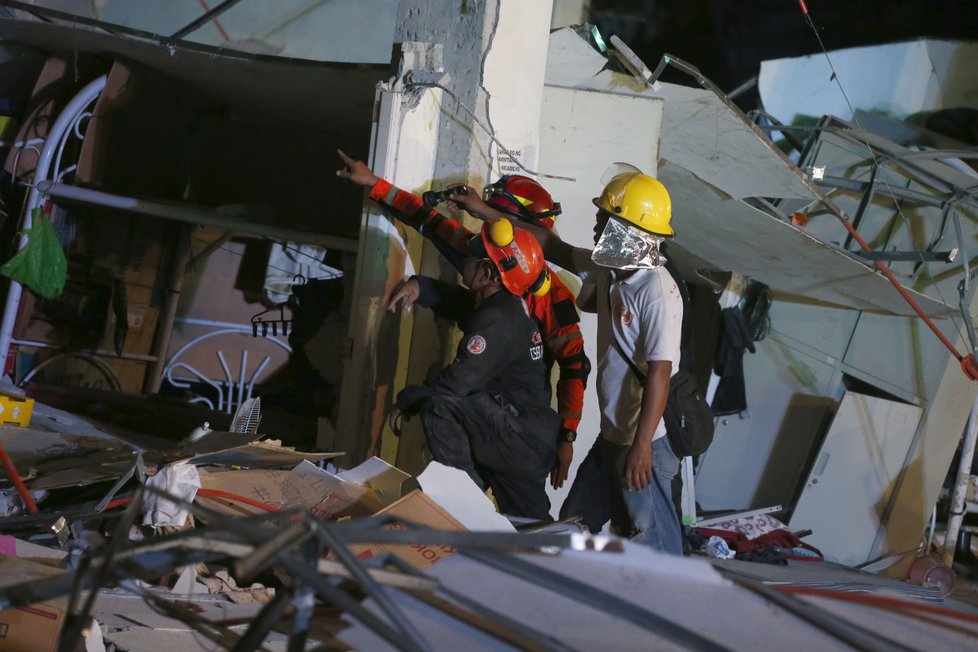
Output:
[485,175,561,230]
[479,220,551,297]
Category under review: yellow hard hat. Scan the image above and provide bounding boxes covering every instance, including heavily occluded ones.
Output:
[593,171,673,237]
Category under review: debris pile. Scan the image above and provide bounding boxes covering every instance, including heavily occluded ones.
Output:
[1,391,978,651]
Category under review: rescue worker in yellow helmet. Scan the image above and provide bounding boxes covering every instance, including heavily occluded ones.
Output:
[589,164,674,269]
[386,221,560,520]
[449,163,686,553]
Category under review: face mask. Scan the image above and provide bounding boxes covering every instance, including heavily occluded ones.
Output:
[591,216,666,269]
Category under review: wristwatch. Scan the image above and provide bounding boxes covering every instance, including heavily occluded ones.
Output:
[559,428,577,443]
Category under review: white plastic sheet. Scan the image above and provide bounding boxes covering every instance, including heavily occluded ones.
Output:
[141,463,200,530]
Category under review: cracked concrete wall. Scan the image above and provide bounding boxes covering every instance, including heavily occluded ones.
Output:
[395,0,552,185]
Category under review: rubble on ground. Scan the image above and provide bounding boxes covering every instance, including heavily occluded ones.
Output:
[1,392,977,651]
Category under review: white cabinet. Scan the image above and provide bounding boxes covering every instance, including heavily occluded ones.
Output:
[789,391,922,566]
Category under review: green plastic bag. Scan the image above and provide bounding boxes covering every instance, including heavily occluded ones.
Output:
[0,208,67,299]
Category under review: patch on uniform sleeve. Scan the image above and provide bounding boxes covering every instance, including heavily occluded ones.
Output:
[551,298,580,326]
[467,335,487,355]
[530,330,544,360]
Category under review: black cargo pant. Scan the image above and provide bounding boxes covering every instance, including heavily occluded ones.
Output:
[419,392,558,521]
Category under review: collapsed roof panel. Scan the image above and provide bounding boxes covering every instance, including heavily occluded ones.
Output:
[796,121,978,310]
[545,27,969,317]
[653,81,816,202]
[546,27,817,201]
[0,18,386,131]
[0,18,390,239]
[93,0,399,64]
[661,162,954,317]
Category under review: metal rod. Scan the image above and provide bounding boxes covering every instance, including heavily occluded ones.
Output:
[230,589,291,652]
[0,75,107,370]
[953,209,978,353]
[422,581,576,652]
[855,250,956,263]
[58,485,145,652]
[234,520,314,583]
[39,181,359,252]
[312,520,433,652]
[170,0,246,39]
[146,225,194,393]
[237,349,248,414]
[816,175,948,208]
[10,339,158,362]
[217,350,233,413]
[844,163,878,251]
[286,537,319,652]
[943,391,978,566]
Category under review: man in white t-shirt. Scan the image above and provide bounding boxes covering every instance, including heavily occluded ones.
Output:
[449,164,684,553]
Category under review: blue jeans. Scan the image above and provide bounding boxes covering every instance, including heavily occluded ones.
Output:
[621,436,682,554]
[560,436,682,554]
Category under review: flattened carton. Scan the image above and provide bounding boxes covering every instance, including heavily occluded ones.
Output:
[197,467,381,521]
[0,556,68,652]
[349,490,467,569]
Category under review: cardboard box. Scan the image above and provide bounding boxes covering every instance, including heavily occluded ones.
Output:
[0,556,68,652]
[196,467,380,521]
[335,457,412,508]
[349,490,467,569]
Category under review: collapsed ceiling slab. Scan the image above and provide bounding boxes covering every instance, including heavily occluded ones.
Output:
[661,163,953,316]
[0,18,387,131]
[0,18,392,239]
[545,27,965,317]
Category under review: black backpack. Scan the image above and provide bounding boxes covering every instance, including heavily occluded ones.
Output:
[661,368,714,456]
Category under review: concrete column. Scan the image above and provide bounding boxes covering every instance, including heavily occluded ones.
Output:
[333,1,554,470]
[395,0,552,183]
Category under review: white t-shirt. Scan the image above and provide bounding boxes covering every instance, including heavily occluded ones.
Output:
[572,248,683,446]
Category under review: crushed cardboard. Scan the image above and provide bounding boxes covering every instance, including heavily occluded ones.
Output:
[335,456,412,506]
[196,467,382,520]
[348,490,467,570]
[0,426,136,491]
[0,556,68,652]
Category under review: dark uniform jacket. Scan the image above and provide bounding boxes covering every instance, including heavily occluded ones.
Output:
[393,277,551,415]
[369,179,589,433]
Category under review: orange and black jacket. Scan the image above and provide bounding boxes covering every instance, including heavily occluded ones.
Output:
[370,178,590,435]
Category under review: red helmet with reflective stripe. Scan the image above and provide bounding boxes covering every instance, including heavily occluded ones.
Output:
[475,220,551,297]
[485,175,561,230]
